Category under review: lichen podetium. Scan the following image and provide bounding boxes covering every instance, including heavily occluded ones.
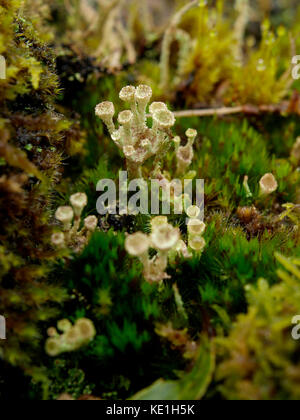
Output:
[1,0,300,401]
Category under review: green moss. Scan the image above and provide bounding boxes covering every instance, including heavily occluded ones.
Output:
[0,0,84,373]
[1,0,300,401]
[44,230,182,399]
[216,254,300,400]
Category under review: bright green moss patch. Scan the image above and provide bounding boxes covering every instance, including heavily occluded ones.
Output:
[1,0,300,401]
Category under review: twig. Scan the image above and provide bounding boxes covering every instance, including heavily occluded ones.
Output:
[172,107,244,118]
[170,100,300,118]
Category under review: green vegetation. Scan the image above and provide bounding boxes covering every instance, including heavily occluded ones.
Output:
[0,0,299,400]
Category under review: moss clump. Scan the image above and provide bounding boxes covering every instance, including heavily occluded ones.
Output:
[0,0,84,373]
[43,230,183,399]
[216,254,300,400]
[1,0,300,401]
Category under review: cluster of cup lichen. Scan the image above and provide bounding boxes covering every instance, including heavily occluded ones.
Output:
[1,0,300,402]
[52,193,98,253]
[95,84,198,180]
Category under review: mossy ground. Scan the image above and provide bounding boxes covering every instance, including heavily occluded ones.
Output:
[0,0,300,400]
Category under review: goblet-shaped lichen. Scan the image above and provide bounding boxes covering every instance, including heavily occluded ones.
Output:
[96,85,178,179]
